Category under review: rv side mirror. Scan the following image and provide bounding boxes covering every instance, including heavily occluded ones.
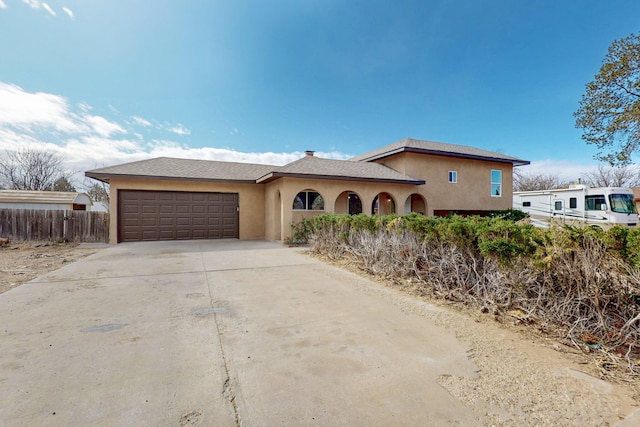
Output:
[601,205,607,211]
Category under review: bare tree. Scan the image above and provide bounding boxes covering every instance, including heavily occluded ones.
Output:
[513,168,566,191]
[0,148,73,191]
[580,165,640,187]
[86,182,110,208]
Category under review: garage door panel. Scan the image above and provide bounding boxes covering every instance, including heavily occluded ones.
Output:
[118,190,239,242]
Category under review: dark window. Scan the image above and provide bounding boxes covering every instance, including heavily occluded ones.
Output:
[569,198,577,209]
[522,201,531,207]
[293,191,324,211]
[554,201,562,210]
[585,195,606,211]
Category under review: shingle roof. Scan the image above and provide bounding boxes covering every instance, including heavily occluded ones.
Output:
[85,157,277,183]
[256,156,424,184]
[0,190,92,205]
[351,138,530,166]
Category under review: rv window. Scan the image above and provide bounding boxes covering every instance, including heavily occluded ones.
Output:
[585,195,606,211]
[609,194,638,214]
[569,197,577,209]
[554,201,562,210]
[522,201,531,207]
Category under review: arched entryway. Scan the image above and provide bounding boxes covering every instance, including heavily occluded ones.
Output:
[372,192,396,215]
[335,191,363,215]
[404,193,427,214]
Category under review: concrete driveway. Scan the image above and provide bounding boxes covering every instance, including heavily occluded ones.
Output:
[0,240,485,426]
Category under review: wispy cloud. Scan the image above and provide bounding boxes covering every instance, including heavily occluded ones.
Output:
[62,6,73,19]
[22,0,41,9]
[132,116,152,127]
[0,81,352,186]
[0,1,7,10]
[42,2,55,16]
[167,124,191,136]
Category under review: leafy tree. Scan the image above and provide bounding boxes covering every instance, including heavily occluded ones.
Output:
[580,164,640,187]
[574,33,640,165]
[0,147,73,191]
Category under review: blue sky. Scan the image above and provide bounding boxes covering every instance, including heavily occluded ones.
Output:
[1,0,639,184]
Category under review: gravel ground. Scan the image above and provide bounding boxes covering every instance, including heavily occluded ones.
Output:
[0,241,103,294]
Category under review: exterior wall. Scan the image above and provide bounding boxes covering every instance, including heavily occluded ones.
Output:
[108,178,266,244]
[265,177,420,241]
[374,152,514,214]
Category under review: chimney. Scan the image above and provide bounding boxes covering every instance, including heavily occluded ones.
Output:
[305,150,315,157]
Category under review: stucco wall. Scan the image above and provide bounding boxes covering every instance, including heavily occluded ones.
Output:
[265,177,423,241]
[376,152,514,213]
[108,178,266,244]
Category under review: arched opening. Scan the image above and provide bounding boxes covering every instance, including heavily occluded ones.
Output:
[335,191,363,215]
[372,192,396,215]
[275,190,282,240]
[404,193,426,214]
[292,189,324,211]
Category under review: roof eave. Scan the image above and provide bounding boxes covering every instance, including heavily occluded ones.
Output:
[257,172,424,185]
[84,172,258,185]
[357,147,529,166]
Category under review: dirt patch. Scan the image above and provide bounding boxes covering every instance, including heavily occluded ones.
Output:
[0,241,102,294]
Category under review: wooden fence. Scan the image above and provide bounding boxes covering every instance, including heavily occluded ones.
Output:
[0,209,109,243]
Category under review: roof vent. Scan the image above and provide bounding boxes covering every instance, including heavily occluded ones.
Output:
[305,150,315,157]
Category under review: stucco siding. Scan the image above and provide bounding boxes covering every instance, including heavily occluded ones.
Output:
[375,152,514,213]
[108,178,266,244]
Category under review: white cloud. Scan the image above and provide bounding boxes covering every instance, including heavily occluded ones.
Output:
[516,159,599,183]
[22,0,41,9]
[84,115,125,137]
[62,6,73,19]
[42,2,55,16]
[0,1,7,10]
[167,124,191,136]
[132,116,152,127]
[0,81,352,187]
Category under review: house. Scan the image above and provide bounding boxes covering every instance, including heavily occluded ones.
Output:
[85,138,529,243]
[0,190,93,211]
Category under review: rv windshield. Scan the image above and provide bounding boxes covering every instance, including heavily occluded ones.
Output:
[609,194,638,214]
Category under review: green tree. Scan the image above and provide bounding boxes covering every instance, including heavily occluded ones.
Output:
[52,176,76,192]
[574,33,640,165]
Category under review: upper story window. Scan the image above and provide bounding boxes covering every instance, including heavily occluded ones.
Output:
[293,190,324,211]
[448,171,457,183]
[491,170,502,197]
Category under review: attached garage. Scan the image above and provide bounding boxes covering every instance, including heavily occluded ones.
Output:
[118,190,239,242]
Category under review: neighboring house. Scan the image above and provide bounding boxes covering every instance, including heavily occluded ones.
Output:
[0,190,93,211]
[85,138,529,244]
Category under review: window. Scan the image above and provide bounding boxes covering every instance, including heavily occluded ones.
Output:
[585,195,606,211]
[522,201,531,207]
[490,170,502,197]
[448,171,457,183]
[569,197,577,209]
[554,201,563,211]
[609,193,638,214]
[293,191,324,211]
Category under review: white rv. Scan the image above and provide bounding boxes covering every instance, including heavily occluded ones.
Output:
[513,185,638,229]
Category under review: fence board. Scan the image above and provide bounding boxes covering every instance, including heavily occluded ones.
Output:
[0,209,109,243]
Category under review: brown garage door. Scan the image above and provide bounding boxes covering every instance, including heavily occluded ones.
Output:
[118,190,239,242]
